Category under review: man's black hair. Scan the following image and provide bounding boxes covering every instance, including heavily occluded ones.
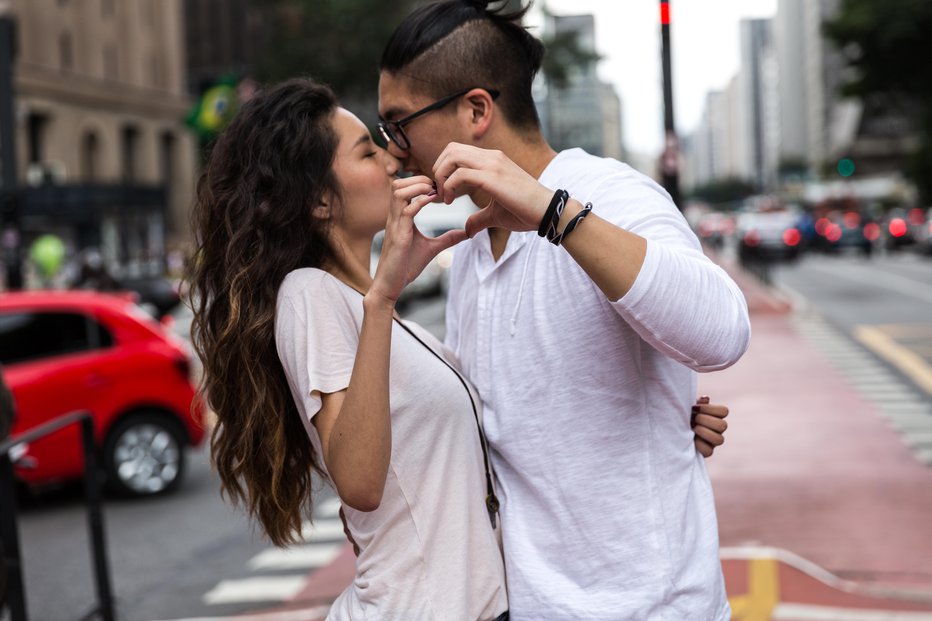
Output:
[380,1,545,130]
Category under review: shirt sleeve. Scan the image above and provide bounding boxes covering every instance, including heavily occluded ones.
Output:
[593,175,751,372]
[275,274,361,420]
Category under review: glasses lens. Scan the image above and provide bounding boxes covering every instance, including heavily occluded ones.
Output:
[376,123,391,144]
[379,122,409,151]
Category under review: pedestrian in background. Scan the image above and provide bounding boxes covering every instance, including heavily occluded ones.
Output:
[376,0,749,618]
[188,76,730,620]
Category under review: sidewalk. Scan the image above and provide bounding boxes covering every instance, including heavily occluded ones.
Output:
[231,256,932,621]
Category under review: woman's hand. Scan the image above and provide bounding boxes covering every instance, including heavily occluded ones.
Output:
[692,396,729,458]
[431,143,555,238]
[368,175,468,305]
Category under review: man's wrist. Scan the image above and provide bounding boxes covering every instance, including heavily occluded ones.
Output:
[556,199,584,234]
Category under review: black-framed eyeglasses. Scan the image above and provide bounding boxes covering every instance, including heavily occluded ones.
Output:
[378,87,501,151]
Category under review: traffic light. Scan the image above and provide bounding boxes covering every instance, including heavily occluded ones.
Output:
[837,158,856,178]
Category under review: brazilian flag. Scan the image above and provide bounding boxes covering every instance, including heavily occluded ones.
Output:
[186,75,239,140]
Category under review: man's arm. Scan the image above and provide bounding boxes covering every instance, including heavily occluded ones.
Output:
[433,144,750,371]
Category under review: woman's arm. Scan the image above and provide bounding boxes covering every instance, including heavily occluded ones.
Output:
[313,177,467,512]
[692,396,729,458]
[313,295,395,512]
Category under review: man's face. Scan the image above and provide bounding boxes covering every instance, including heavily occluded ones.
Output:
[377,71,468,179]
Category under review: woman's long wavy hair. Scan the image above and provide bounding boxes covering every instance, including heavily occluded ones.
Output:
[189,79,342,547]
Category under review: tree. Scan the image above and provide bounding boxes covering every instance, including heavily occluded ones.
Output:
[248,1,599,132]
[249,0,419,123]
[824,0,932,202]
[689,178,756,207]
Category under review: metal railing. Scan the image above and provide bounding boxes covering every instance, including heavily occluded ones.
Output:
[0,411,115,621]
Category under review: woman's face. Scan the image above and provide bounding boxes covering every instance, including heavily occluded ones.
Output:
[329,108,400,240]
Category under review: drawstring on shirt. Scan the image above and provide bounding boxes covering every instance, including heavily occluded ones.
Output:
[509,244,534,337]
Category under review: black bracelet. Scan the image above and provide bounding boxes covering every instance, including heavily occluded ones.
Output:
[538,189,569,238]
[550,202,593,246]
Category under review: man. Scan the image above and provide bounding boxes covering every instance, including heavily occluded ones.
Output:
[377,1,750,619]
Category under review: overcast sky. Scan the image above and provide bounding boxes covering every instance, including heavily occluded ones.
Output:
[527,0,777,156]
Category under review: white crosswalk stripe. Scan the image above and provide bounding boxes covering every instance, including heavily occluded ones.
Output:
[795,311,932,468]
[249,542,344,571]
[316,496,343,519]
[198,495,347,613]
[203,577,309,605]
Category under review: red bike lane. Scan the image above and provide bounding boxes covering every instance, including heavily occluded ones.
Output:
[702,260,932,619]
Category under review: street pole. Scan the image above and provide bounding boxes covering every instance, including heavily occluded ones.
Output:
[0,6,23,290]
[659,0,682,210]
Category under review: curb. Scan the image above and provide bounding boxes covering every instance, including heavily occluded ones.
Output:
[722,546,932,605]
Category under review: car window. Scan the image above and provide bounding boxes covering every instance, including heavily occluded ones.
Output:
[0,311,113,365]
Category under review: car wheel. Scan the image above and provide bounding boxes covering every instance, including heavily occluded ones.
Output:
[103,413,186,497]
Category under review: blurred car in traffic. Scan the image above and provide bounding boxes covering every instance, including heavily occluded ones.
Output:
[74,249,182,319]
[735,207,803,263]
[117,276,183,319]
[0,291,204,497]
[371,196,477,305]
[696,212,735,250]
[882,208,920,251]
[904,207,932,256]
[814,210,877,257]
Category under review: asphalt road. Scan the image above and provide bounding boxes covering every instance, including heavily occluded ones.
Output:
[771,251,932,403]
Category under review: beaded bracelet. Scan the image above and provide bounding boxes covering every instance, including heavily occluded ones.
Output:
[550,202,593,246]
[537,189,569,239]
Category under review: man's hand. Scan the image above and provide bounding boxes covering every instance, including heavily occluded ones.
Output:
[692,396,729,458]
[432,143,554,238]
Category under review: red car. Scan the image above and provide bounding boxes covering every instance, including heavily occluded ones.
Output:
[0,291,205,496]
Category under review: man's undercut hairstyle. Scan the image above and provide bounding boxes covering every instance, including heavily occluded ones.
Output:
[380,0,544,130]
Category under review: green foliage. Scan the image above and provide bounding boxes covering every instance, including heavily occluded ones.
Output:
[689,178,757,207]
[249,0,419,101]
[541,31,601,90]
[824,0,932,202]
[778,158,809,179]
[823,0,932,100]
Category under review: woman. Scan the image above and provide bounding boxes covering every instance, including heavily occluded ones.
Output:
[189,78,728,620]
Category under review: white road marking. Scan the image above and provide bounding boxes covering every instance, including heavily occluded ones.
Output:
[201,576,308,605]
[157,605,331,621]
[793,311,932,468]
[773,603,932,620]
[316,497,342,519]
[248,543,344,570]
[299,518,348,542]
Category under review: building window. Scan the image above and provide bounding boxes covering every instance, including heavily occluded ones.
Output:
[160,131,175,192]
[27,113,49,165]
[81,132,99,182]
[59,32,73,71]
[121,125,139,183]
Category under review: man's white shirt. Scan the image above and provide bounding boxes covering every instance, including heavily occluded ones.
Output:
[444,149,750,620]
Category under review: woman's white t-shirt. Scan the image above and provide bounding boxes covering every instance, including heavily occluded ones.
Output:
[275,268,508,621]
